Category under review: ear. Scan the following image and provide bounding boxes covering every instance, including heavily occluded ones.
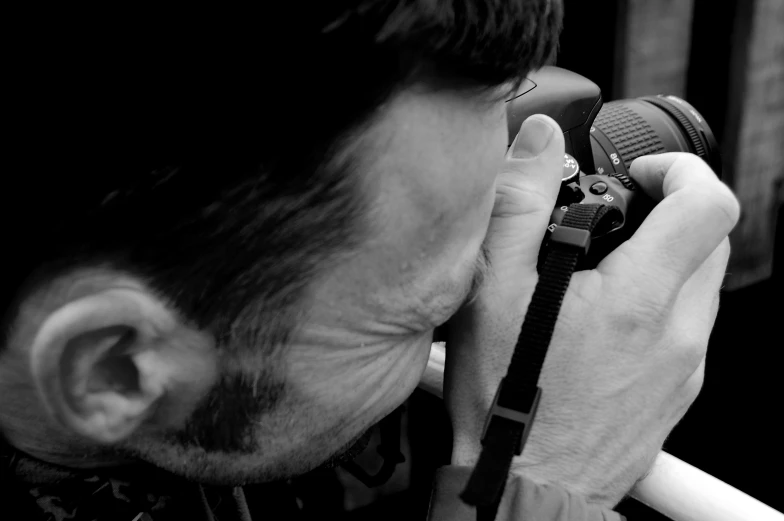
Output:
[29,287,218,444]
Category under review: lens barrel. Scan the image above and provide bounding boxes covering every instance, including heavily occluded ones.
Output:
[589,95,721,183]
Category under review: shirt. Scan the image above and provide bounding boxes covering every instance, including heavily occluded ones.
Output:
[2,439,624,521]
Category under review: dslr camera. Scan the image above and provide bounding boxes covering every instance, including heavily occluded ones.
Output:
[508,66,721,267]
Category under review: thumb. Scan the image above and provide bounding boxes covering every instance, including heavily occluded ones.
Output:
[441,115,565,465]
[485,114,565,281]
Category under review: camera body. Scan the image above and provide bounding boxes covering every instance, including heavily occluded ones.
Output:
[508,67,721,267]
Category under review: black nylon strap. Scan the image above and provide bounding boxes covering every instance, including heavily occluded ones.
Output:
[459,203,623,521]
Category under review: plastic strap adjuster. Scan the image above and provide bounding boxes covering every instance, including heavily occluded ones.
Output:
[481,379,542,456]
[549,225,592,256]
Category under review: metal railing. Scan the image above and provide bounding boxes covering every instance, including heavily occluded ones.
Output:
[419,343,783,521]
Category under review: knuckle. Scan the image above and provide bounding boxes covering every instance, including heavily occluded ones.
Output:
[708,185,741,229]
[668,151,709,178]
[673,151,706,170]
[665,152,709,184]
[681,361,706,404]
[715,237,732,265]
[675,152,711,170]
[698,237,732,281]
[628,273,673,318]
[673,154,740,222]
[686,183,741,231]
[493,173,557,217]
[672,333,709,372]
[600,254,673,328]
[605,291,670,339]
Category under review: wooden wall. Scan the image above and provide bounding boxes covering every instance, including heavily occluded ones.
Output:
[619,0,695,98]
[559,0,784,290]
[722,0,784,289]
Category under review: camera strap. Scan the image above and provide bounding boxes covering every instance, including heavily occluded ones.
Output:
[460,202,623,521]
[341,405,406,487]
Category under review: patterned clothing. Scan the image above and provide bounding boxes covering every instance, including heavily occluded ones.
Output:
[0,439,303,521]
[1,438,625,521]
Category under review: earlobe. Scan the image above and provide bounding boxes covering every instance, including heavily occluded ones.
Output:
[29,288,216,445]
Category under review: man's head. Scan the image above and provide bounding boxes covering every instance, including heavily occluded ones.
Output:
[1,1,562,484]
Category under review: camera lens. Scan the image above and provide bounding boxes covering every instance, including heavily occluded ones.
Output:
[588,95,721,183]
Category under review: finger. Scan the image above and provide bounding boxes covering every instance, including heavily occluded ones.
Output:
[665,238,730,374]
[484,114,565,278]
[607,153,739,303]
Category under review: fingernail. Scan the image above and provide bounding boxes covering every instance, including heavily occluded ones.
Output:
[512,116,555,159]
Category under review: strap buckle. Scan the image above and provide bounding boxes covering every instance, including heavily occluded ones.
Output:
[549,225,592,256]
[481,379,542,456]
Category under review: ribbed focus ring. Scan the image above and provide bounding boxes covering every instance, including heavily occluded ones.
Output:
[594,103,666,170]
[641,96,706,160]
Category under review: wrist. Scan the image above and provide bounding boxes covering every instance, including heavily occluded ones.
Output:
[450,429,482,467]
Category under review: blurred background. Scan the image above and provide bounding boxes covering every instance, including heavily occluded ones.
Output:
[557,0,783,294]
[554,0,783,517]
[310,1,783,519]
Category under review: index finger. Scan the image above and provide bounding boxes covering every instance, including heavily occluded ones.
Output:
[602,152,740,301]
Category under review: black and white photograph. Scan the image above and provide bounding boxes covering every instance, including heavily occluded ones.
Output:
[2,1,782,520]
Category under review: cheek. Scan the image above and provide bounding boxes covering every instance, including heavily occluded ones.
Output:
[398,118,507,247]
[353,107,508,317]
[436,116,505,202]
[424,119,507,248]
[284,334,434,450]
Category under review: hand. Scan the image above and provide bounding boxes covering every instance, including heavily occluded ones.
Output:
[443,114,740,506]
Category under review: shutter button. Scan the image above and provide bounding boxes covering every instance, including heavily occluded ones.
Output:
[589,181,608,195]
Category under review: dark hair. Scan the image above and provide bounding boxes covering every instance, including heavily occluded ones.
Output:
[3,1,562,447]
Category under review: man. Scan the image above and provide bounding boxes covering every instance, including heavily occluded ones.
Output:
[1,2,739,520]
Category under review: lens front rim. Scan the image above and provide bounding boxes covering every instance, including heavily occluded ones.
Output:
[641,95,722,177]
